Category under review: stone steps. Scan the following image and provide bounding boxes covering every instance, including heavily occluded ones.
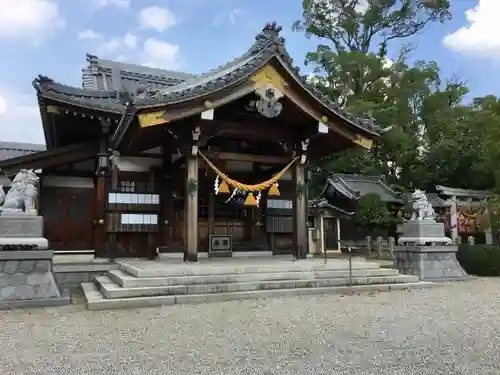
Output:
[82,280,435,311]
[107,268,401,288]
[117,259,383,278]
[81,258,437,310]
[96,273,419,299]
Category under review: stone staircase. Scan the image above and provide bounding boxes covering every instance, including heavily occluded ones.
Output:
[81,257,436,310]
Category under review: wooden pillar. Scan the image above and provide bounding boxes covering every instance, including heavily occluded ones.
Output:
[160,150,173,248]
[336,217,341,252]
[107,159,119,260]
[94,174,107,257]
[319,215,325,253]
[185,154,199,262]
[208,187,215,237]
[94,119,110,258]
[292,161,308,259]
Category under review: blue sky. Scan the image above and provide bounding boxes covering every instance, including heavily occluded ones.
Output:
[0,0,498,144]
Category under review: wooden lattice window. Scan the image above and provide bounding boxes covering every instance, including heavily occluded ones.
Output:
[118,180,136,193]
[199,195,209,218]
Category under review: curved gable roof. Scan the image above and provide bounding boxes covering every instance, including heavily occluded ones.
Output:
[327,173,403,204]
[131,22,384,136]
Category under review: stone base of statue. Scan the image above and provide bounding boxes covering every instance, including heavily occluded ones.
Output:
[0,215,48,250]
[395,220,468,281]
[0,215,69,309]
[0,250,70,309]
[397,220,452,246]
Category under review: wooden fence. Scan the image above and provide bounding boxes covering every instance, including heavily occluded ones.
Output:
[340,236,395,260]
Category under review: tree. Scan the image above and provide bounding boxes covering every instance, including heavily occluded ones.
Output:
[294,0,451,100]
[293,0,472,194]
[355,193,400,235]
[297,0,500,196]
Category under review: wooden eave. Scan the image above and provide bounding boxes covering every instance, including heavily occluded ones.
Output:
[38,96,122,149]
[0,140,99,175]
[33,76,125,148]
[112,56,377,151]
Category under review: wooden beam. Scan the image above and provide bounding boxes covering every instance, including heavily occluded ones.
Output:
[204,151,290,164]
[0,141,100,176]
[211,120,296,141]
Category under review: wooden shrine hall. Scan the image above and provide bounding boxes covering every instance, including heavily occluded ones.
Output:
[0,22,383,262]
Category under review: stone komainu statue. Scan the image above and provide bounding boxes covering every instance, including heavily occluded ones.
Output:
[0,169,39,215]
[410,189,437,221]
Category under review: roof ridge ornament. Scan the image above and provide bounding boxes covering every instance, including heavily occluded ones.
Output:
[32,75,54,91]
[252,21,285,54]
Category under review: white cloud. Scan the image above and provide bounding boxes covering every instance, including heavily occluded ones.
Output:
[228,9,242,25]
[79,31,181,70]
[213,8,243,26]
[138,6,178,32]
[0,0,65,44]
[92,0,130,9]
[78,29,103,41]
[0,89,44,144]
[123,33,138,49]
[79,30,139,57]
[355,0,369,13]
[443,0,500,59]
[142,38,181,69]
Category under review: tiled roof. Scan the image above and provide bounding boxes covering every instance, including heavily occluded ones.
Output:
[401,192,451,208]
[32,75,126,113]
[0,142,46,162]
[327,173,403,204]
[128,22,382,138]
[34,22,387,139]
[309,197,354,217]
[81,54,195,93]
[421,193,450,208]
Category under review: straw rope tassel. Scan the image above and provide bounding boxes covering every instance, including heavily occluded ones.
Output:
[244,193,258,207]
[218,179,230,194]
[268,182,280,196]
[198,151,299,192]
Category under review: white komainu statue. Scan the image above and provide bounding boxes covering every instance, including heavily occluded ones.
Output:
[410,189,437,221]
[0,169,39,215]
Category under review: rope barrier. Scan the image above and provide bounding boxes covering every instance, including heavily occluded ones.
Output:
[198,151,299,192]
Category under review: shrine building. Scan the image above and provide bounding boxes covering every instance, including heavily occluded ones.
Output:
[0,22,382,262]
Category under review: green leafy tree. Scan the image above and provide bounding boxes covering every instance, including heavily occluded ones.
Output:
[295,0,452,193]
[355,193,400,235]
[297,0,500,197]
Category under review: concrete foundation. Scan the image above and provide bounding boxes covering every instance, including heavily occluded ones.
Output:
[394,245,469,281]
[0,251,70,309]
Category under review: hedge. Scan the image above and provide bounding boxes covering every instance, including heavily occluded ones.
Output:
[457,245,500,276]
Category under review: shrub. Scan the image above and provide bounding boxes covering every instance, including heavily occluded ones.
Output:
[457,245,500,276]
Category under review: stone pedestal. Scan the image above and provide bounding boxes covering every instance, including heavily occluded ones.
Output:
[0,216,48,250]
[0,251,70,309]
[394,245,468,281]
[397,220,452,246]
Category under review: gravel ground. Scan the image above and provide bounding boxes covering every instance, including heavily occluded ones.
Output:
[1,278,500,375]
